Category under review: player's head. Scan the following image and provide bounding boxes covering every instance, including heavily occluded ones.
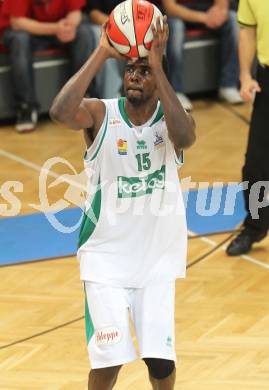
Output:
[123,56,169,106]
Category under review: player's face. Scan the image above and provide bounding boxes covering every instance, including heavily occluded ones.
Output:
[123,58,156,105]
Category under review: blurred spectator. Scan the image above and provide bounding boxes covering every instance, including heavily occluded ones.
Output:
[85,0,123,99]
[0,1,9,39]
[230,0,239,11]
[163,0,243,111]
[85,0,163,99]
[1,0,94,133]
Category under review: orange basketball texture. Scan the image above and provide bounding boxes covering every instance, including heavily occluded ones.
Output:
[106,0,163,58]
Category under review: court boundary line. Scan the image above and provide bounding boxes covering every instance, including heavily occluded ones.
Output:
[0,230,267,350]
[0,148,268,271]
[0,149,85,190]
[0,316,84,350]
[0,233,231,350]
[0,254,73,268]
[217,102,250,125]
[187,232,234,268]
[188,230,269,270]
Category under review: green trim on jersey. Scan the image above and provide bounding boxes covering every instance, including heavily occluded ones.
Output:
[85,111,108,161]
[150,103,164,126]
[175,150,184,166]
[118,97,132,127]
[84,283,94,344]
[118,97,164,127]
[78,176,102,249]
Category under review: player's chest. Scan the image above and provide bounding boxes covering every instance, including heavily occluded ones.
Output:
[109,120,165,153]
[104,122,166,174]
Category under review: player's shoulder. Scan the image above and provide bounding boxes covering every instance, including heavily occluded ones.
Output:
[81,97,105,121]
[101,97,121,107]
[100,97,124,117]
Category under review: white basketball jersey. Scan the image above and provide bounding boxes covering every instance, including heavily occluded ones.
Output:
[78,98,187,288]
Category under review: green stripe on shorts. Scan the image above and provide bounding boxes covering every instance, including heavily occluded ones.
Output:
[84,284,94,344]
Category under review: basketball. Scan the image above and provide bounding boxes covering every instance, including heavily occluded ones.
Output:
[106,0,163,58]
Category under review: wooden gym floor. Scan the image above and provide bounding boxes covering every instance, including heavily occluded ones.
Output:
[0,99,269,390]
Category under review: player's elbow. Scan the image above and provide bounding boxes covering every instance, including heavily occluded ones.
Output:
[177,133,196,149]
[184,115,196,147]
[49,95,70,123]
[184,129,196,148]
[49,103,82,130]
[175,121,196,149]
[49,103,63,124]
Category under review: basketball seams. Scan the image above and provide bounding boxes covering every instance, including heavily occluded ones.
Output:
[144,8,154,45]
[139,3,154,57]
[112,0,137,48]
[133,0,154,57]
[109,10,130,46]
[131,0,139,57]
[106,0,162,58]
[144,5,162,45]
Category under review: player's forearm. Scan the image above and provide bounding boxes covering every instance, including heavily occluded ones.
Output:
[89,10,108,25]
[66,10,82,27]
[239,27,257,81]
[152,66,195,149]
[10,17,58,35]
[50,47,108,123]
[162,0,206,24]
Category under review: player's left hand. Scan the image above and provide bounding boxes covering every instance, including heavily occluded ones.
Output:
[99,23,126,60]
[149,15,169,69]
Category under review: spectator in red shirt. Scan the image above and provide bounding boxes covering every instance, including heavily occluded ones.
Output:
[163,0,243,111]
[1,0,94,132]
[0,1,9,38]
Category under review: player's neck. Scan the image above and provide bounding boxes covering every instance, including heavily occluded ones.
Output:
[125,97,158,126]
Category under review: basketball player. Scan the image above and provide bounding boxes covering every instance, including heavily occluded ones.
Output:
[50,16,195,390]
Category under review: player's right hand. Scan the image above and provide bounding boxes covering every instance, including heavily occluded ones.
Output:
[99,23,126,60]
[240,76,261,101]
[149,15,168,69]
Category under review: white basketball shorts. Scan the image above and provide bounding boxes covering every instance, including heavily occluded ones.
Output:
[84,280,176,369]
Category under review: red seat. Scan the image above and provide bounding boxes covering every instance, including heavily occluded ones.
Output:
[0,43,8,54]
[186,27,213,38]
[33,47,67,57]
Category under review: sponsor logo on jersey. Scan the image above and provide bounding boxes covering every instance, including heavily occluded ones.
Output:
[109,118,121,126]
[154,131,164,149]
[117,139,128,155]
[136,140,147,150]
[95,327,122,345]
[117,165,165,198]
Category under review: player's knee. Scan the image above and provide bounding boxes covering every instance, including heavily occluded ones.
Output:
[143,358,175,380]
[89,365,122,384]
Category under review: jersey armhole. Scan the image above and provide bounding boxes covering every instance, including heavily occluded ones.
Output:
[84,105,108,162]
[162,123,184,168]
[174,149,184,168]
